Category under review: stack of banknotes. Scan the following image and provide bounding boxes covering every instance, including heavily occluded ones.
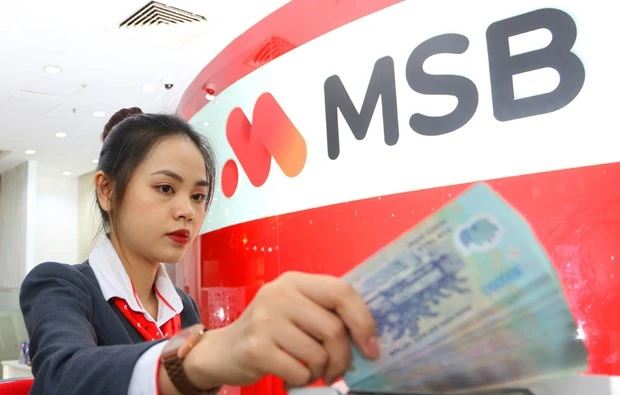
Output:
[338,183,588,394]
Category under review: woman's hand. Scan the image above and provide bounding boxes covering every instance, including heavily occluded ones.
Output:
[185,271,379,389]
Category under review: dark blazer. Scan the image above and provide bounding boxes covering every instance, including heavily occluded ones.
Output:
[19,261,201,395]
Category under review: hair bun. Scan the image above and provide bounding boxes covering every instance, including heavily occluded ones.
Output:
[101,107,144,142]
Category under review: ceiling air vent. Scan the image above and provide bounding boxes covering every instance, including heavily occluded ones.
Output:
[0,150,10,160]
[119,1,206,28]
[245,36,297,68]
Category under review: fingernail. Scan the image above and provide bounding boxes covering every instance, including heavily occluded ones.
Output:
[367,336,380,358]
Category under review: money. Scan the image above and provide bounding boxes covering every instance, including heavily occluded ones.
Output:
[339,183,587,393]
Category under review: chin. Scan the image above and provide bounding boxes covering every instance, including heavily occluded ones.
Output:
[154,246,187,265]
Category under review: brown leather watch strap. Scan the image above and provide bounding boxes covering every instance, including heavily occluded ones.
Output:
[162,356,219,394]
[161,324,221,395]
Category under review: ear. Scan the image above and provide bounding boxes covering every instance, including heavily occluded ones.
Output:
[94,171,113,213]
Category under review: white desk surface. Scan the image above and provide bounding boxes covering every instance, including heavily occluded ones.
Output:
[1,359,33,379]
[1,360,31,370]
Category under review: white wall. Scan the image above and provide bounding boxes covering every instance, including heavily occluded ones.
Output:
[0,161,37,290]
[0,162,80,291]
[0,161,79,291]
[35,176,78,267]
[0,163,99,292]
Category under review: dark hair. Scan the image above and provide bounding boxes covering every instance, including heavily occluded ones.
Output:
[96,107,216,233]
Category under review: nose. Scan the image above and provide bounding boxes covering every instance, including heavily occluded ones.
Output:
[174,196,195,222]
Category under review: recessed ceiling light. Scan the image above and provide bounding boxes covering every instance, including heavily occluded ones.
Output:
[142,84,156,92]
[61,171,72,176]
[43,65,62,74]
[91,158,99,164]
[25,149,36,155]
[93,111,106,118]
[203,121,209,127]
[55,132,67,138]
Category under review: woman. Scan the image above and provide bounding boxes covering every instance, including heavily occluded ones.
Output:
[19,108,379,395]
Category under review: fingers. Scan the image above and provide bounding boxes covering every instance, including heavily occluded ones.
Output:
[287,294,352,384]
[260,346,313,388]
[273,321,329,385]
[281,272,379,359]
[231,271,379,388]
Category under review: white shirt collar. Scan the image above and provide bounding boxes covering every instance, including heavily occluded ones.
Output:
[88,236,184,326]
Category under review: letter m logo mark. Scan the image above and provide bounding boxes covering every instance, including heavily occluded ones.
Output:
[222,93,307,198]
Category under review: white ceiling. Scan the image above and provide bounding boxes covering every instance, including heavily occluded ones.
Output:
[0,0,290,178]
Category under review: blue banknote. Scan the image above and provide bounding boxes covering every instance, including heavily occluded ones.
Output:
[354,298,583,391]
[398,273,566,363]
[340,183,586,392]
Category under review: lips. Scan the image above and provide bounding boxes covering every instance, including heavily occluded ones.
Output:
[167,229,190,245]
[168,229,190,238]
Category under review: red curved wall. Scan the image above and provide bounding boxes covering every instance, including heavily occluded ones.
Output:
[177,1,620,393]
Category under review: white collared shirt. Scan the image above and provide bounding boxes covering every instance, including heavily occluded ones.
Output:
[89,236,182,394]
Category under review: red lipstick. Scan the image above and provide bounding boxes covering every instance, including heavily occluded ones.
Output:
[167,229,190,245]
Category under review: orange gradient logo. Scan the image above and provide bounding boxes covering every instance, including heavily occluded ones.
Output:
[221,93,307,198]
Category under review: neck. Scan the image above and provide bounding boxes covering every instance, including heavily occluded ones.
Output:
[108,232,159,315]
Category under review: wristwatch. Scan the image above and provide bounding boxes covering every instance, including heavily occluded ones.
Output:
[161,324,221,394]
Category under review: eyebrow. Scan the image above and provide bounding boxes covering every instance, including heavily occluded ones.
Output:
[151,169,209,187]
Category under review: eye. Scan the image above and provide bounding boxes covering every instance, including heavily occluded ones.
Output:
[192,193,207,202]
[157,185,174,194]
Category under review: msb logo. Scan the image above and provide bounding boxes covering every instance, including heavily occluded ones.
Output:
[222,93,307,198]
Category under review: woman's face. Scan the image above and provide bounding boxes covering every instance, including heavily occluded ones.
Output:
[115,135,209,265]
